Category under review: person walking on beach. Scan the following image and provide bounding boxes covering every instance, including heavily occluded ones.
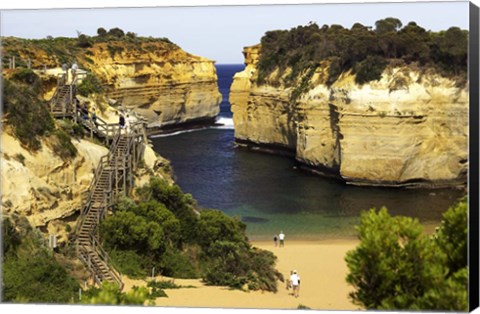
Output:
[273,234,278,247]
[279,231,285,247]
[290,270,300,298]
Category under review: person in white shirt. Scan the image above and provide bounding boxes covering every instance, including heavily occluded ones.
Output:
[279,231,285,247]
[290,270,300,297]
[125,114,131,134]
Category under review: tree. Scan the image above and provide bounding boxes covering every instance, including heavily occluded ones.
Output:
[77,34,92,48]
[137,177,198,241]
[107,27,125,38]
[354,55,387,85]
[375,17,403,34]
[345,198,468,311]
[434,196,468,275]
[97,27,107,37]
[196,209,247,249]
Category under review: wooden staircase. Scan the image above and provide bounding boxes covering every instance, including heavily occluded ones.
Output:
[48,73,148,290]
[50,76,75,118]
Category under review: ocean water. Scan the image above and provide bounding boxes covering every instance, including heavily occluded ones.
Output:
[151,64,464,241]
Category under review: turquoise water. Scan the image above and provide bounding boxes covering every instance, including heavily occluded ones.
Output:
[150,65,464,241]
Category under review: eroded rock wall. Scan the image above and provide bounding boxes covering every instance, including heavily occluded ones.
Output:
[87,42,222,128]
[230,45,468,187]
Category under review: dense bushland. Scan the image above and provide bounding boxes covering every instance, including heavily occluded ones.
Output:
[77,73,104,97]
[345,197,468,311]
[3,70,54,150]
[99,177,283,291]
[257,18,468,90]
[1,215,80,303]
[3,70,77,159]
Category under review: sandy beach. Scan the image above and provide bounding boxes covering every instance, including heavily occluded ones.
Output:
[122,239,362,311]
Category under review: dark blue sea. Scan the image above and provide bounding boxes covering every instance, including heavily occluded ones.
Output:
[150,64,463,241]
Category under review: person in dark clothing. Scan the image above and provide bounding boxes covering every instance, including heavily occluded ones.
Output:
[119,114,126,129]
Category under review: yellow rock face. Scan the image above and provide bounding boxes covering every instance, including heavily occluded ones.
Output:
[230,45,468,187]
[85,42,222,128]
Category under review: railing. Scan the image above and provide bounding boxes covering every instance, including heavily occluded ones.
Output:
[78,227,124,290]
[48,75,147,291]
[74,125,146,290]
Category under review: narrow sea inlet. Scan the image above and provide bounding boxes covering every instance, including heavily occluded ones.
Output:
[151,64,464,241]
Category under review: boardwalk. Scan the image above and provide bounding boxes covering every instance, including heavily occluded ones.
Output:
[49,73,147,290]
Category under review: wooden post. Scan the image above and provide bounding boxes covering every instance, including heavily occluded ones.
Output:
[90,118,93,139]
[123,155,127,194]
[27,58,31,69]
[12,56,15,69]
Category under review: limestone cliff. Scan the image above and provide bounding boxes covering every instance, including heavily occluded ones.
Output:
[230,45,468,187]
[1,126,171,242]
[85,42,222,129]
[2,37,222,129]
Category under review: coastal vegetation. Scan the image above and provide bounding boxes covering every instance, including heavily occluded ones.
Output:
[257,18,467,91]
[1,26,178,71]
[345,197,468,311]
[100,177,284,292]
[1,215,80,303]
[3,69,54,150]
[3,69,77,159]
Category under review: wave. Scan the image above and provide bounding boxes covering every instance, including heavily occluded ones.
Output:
[213,117,234,130]
[150,128,207,138]
[150,116,234,138]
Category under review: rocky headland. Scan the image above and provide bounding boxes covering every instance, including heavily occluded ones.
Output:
[2,36,222,131]
[230,44,468,188]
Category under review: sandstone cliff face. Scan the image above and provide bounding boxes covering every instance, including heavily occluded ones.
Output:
[3,38,222,129]
[1,128,170,242]
[1,132,107,237]
[85,42,222,128]
[230,45,468,187]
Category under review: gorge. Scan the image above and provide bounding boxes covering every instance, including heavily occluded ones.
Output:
[230,37,468,188]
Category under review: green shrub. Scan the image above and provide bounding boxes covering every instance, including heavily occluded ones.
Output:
[354,55,388,85]
[256,20,467,88]
[196,209,247,249]
[108,250,148,279]
[81,282,151,305]
[103,177,283,293]
[77,73,103,97]
[2,216,80,303]
[13,153,26,165]
[434,196,467,275]
[201,239,283,292]
[50,129,77,160]
[137,177,198,241]
[159,247,199,279]
[10,68,41,91]
[345,198,468,311]
[147,280,183,290]
[3,78,55,150]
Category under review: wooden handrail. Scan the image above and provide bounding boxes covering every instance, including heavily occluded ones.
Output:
[49,75,148,291]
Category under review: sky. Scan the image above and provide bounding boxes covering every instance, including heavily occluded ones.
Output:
[0,0,471,64]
